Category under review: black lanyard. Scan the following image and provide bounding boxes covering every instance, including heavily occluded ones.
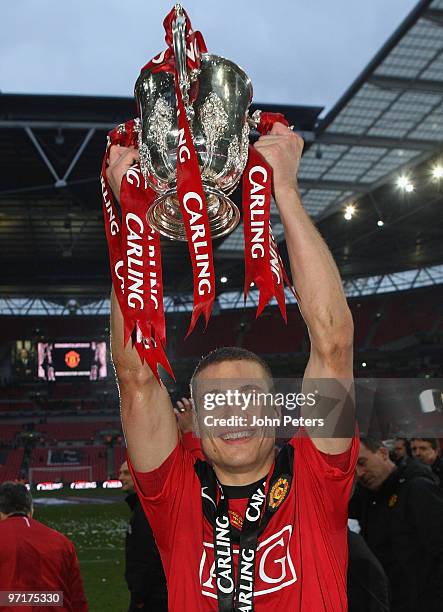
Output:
[195,444,294,611]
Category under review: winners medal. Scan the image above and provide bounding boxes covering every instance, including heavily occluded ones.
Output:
[101,4,295,378]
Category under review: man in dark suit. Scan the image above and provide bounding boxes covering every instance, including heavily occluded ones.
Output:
[411,437,443,487]
[350,436,443,612]
[119,461,167,611]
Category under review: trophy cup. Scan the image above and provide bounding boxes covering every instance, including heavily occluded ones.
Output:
[135,4,257,241]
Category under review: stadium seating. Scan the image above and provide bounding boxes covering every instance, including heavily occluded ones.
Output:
[113,446,126,477]
[0,449,24,482]
[0,423,22,443]
[29,446,107,483]
[35,420,120,442]
[350,299,381,348]
[373,292,440,347]
[242,308,304,354]
[175,311,240,358]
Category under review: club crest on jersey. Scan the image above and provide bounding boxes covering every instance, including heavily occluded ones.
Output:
[388,494,398,508]
[268,477,290,510]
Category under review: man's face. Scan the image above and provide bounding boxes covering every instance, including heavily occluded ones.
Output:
[411,439,438,466]
[193,360,275,476]
[355,443,393,491]
[394,439,407,460]
[119,461,135,492]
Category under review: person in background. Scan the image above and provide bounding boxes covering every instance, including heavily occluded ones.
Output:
[175,397,205,460]
[347,528,390,612]
[350,436,443,612]
[410,437,443,487]
[0,482,88,612]
[119,461,167,611]
[393,437,411,465]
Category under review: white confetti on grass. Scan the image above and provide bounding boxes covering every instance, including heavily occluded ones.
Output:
[41,509,127,551]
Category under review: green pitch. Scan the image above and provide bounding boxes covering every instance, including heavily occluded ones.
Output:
[34,490,130,612]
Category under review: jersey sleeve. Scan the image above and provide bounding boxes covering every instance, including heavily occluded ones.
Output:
[127,438,201,561]
[290,431,359,531]
[181,431,205,460]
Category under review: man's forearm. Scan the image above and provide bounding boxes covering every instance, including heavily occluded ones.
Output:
[111,287,154,375]
[275,186,353,357]
[110,288,178,472]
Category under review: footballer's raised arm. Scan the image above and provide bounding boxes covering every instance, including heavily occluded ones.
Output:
[111,288,178,472]
[254,125,354,454]
[108,146,178,472]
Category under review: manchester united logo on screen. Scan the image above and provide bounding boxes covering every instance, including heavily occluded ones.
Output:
[65,350,80,369]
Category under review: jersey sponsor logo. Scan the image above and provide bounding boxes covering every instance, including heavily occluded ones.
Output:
[199,525,297,599]
[268,477,290,510]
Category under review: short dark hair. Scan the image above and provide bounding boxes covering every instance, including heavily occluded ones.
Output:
[411,437,439,451]
[395,437,411,456]
[360,436,386,453]
[190,346,272,397]
[0,482,33,515]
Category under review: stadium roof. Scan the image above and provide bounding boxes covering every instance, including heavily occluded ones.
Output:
[306,0,443,218]
[0,0,442,306]
[221,0,443,247]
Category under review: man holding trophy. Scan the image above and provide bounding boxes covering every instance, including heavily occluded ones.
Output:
[105,5,357,610]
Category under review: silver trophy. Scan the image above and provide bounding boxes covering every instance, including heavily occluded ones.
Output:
[135,4,258,241]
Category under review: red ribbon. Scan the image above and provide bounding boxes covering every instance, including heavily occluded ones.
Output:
[142,7,207,76]
[242,113,295,320]
[175,83,215,335]
[143,5,215,335]
[101,121,173,382]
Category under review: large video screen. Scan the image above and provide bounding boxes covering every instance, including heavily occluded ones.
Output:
[37,342,107,381]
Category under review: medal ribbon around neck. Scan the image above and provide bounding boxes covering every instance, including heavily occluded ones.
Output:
[194,444,294,611]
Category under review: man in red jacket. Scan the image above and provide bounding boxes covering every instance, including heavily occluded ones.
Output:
[0,481,88,612]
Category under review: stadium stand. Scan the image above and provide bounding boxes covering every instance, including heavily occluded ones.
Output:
[373,292,441,348]
[1,423,22,443]
[29,446,108,483]
[0,448,24,482]
[35,420,120,442]
[113,446,127,477]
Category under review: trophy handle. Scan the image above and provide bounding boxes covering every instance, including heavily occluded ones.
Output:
[247,109,294,133]
[247,109,262,130]
[172,4,190,106]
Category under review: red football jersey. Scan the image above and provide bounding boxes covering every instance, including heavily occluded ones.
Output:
[0,516,88,612]
[129,433,358,611]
